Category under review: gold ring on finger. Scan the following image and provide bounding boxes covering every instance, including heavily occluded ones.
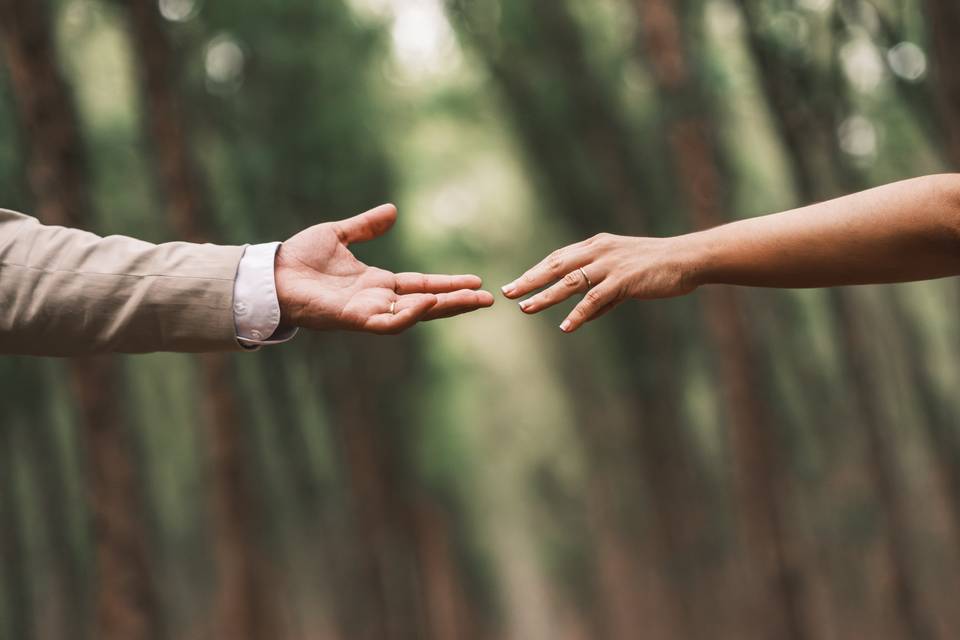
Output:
[390,300,397,315]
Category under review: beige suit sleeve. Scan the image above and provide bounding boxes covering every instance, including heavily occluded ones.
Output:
[0,209,247,356]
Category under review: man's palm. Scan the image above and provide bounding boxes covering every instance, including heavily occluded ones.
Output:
[275,204,493,334]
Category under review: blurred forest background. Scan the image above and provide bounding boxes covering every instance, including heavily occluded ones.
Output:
[2,0,960,638]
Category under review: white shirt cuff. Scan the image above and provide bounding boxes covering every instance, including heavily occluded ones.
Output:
[233,242,298,349]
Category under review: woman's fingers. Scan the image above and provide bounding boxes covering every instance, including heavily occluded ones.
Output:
[364,293,437,334]
[518,266,598,314]
[501,243,593,299]
[424,290,495,320]
[394,272,483,294]
[560,282,620,333]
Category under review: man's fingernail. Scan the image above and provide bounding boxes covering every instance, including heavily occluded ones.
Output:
[501,283,516,295]
[560,320,571,332]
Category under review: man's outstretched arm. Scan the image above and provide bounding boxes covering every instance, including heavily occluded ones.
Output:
[0,204,493,356]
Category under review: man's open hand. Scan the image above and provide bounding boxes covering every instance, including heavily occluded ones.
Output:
[275,204,494,334]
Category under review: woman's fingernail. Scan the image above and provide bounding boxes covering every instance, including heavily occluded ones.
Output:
[519,300,531,311]
[560,320,571,332]
[501,283,516,295]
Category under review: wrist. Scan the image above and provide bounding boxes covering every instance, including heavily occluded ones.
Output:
[274,244,297,327]
[673,231,716,290]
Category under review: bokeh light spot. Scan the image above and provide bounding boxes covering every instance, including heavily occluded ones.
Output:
[887,42,927,82]
[797,0,833,13]
[840,35,885,93]
[158,0,198,23]
[838,115,878,158]
[204,34,245,94]
[389,0,461,80]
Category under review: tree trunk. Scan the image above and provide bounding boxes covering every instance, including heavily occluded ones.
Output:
[120,1,278,637]
[320,334,488,640]
[828,291,933,640]
[322,338,443,640]
[0,418,36,640]
[632,1,806,637]
[21,388,88,637]
[735,2,937,637]
[411,494,480,640]
[923,0,960,168]
[0,2,158,639]
[919,0,960,552]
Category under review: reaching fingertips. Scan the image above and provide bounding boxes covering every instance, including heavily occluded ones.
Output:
[504,262,559,298]
[560,285,615,333]
[519,270,587,314]
[501,245,590,299]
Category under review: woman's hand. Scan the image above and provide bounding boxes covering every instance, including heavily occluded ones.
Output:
[501,233,699,333]
[504,176,960,334]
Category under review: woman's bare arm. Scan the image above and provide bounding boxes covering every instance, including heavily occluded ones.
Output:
[503,174,960,332]
[690,174,960,288]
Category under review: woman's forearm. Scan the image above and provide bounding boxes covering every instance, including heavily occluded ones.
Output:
[505,174,960,333]
[685,174,960,289]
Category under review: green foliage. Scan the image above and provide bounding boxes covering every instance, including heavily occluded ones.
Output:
[3,0,960,637]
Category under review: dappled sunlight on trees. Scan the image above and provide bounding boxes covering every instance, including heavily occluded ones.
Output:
[2,0,960,638]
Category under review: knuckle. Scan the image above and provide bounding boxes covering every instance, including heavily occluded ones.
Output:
[586,289,604,305]
[547,253,564,273]
[563,272,580,287]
